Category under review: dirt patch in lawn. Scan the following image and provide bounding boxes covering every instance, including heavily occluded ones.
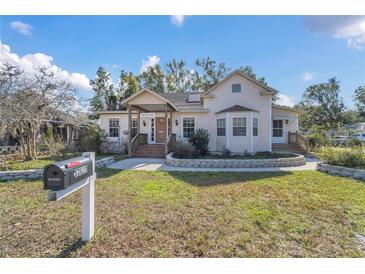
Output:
[1,170,365,257]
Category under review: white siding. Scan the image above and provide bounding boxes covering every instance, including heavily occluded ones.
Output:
[203,74,272,153]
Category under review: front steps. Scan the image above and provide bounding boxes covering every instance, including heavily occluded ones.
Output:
[133,144,165,158]
[272,143,306,155]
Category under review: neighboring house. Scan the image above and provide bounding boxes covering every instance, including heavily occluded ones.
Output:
[0,119,87,155]
[98,70,303,157]
[344,122,365,133]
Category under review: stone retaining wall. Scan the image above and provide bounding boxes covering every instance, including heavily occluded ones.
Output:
[316,163,365,180]
[95,156,115,168]
[166,153,306,168]
[0,156,115,181]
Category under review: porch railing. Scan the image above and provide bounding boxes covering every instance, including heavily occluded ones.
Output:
[130,133,148,155]
[288,131,309,153]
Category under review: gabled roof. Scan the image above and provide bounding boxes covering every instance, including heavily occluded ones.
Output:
[215,105,259,114]
[272,104,301,113]
[204,70,278,96]
[120,88,179,111]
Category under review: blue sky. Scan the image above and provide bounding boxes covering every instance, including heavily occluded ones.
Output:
[1,15,364,108]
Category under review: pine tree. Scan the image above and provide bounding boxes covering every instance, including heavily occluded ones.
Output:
[90,66,114,112]
[165,59,192,92]
[139,64,165,93]
[192,57,230,92]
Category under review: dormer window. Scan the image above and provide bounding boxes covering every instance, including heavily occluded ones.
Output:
[232,84,242,93]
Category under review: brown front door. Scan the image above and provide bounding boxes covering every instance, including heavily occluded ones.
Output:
[156,117,166,143]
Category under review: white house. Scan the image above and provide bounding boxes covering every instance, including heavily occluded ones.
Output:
[98,70,304,157]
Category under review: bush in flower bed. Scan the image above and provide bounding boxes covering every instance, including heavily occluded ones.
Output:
[173,141,197,159]
[188,128,210,156]
[316,146,365,169]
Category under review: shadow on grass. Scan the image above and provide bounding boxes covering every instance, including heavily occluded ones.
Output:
[58,239,86,258]
[96,168,124,179]
[165,170,294,187]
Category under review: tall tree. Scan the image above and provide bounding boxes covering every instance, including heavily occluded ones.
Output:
[114,71,140,109]
[139,64,165,93]
[354,86,365,118]
[121,72,140,100]
[90,66,114,111]
[192,57,230,92]
[165,59,192,93]
[0,63,82,160]
[298,77,346,130]
[239,65,267,85]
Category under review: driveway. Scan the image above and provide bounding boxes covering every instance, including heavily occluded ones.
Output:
[107,157,319,172]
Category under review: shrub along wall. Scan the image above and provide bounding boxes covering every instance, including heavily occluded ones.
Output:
[315,147,365,169]
[166,153,306,168]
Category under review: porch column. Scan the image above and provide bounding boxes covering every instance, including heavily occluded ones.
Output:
[165,104,168,155]
[128,105,132,157]
[137,108,140,135]
[169,107,173,136]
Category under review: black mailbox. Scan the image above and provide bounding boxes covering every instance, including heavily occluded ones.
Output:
[43,156,93,191]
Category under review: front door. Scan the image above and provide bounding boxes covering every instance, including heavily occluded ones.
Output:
[272,120,285,143]
[156,117,166,143]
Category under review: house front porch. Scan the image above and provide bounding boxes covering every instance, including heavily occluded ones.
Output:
[122,89,179,157]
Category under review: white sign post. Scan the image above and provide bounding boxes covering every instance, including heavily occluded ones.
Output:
[47,152,96,242]
[81,152,95,242]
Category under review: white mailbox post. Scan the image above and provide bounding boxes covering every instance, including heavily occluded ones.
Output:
[44,152,96,242]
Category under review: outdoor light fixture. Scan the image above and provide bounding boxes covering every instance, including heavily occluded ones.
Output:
[175,119,178,126]
[143,120,146,127]
[286,119,289,124]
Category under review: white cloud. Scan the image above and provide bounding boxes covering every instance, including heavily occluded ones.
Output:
[140,55,160,73]
[0,42,92,91]
[170,15,185,27]
[10,21,33,35]
[276,94,295,107]
[304,16,365,50]
[301,72,315,81]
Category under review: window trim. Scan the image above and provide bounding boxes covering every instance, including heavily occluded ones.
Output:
[181,116,196,139]
[108,118,119,138]
[131,117,138,138]
[232,116,247,136]
[216,118,226,137]
[150,118,155,143]
[272,119,283,137]
[253,117,259,137]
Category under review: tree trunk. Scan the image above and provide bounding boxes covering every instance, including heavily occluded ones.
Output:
[32,128,38,159]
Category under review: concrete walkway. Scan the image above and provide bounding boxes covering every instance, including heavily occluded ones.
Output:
[107,157,319,172]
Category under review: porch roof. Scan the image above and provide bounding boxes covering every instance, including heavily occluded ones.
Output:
[120,88,179,111]
[215,105,259,114]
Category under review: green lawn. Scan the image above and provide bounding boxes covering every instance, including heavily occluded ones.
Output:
[1,170,365,257]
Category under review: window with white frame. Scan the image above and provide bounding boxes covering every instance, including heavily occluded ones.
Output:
[253,118,258,136]
[109,118,119,137]
[232,117,246,136]
[182,117,195,138]
[131,118,137,137]
[150,118,155,142]
[216,118,226,136]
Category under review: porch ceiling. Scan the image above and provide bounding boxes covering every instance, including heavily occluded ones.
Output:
[130,103,176,112]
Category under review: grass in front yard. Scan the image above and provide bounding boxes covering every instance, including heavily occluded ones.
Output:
[1,170,365,257]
